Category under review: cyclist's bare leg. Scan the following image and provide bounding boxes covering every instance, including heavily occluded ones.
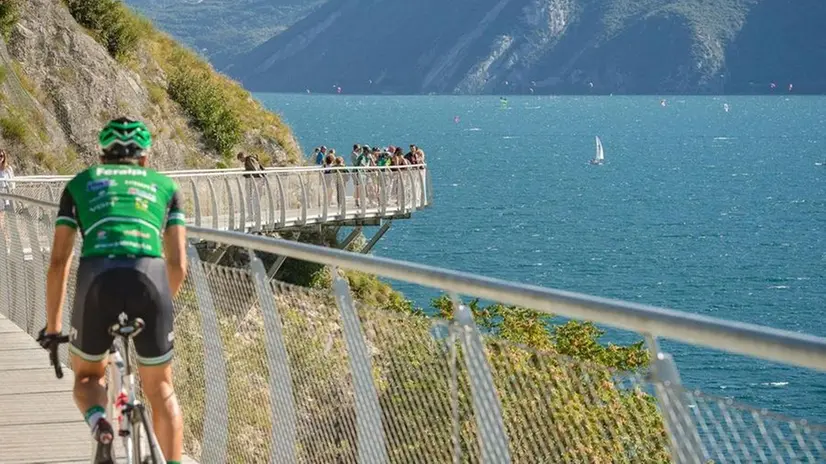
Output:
[71,354,108,421]
[138,362,183,461]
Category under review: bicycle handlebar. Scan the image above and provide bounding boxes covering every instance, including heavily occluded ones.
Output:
[47,335,70,379]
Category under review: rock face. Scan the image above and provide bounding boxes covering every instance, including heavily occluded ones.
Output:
[1,0,205,173]
[0,0,300,174]
[229,0,826,95]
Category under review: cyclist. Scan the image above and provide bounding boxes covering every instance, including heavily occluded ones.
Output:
[37,118,187,464]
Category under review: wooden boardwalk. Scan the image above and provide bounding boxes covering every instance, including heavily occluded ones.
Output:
[0,313,196,463]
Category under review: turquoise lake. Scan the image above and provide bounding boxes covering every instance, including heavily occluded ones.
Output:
[257,94,826,423]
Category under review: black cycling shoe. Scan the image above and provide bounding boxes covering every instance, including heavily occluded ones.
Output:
[92,418,114,464]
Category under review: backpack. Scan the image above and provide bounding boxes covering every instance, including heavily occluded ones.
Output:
[355,154,370,167]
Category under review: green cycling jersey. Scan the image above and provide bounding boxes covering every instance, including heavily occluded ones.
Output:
[56,164,186,258]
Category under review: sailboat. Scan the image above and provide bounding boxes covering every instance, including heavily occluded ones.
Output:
[590,136,604,165]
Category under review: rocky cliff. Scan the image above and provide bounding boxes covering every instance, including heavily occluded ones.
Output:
[228,0,826,95]
[0,0,300,175]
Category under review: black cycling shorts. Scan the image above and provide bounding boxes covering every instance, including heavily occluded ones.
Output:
[69,257,174,366]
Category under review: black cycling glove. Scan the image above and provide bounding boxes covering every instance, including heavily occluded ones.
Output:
[36,327,63,350]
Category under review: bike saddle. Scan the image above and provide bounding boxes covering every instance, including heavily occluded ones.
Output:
[108,317,145,338]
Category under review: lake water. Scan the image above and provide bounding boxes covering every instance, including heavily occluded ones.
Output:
[257,94,826,423]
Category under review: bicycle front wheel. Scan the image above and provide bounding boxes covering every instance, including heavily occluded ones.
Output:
[131,403,165,464]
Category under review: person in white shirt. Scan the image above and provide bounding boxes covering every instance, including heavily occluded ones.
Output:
[0,148,14,243]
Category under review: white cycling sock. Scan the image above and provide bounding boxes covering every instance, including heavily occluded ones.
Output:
[84,405,106,430]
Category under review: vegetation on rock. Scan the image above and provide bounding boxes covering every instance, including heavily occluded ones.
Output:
[0,0,21,39]
[61,0,299,163]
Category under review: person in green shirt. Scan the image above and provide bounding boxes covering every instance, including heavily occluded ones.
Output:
[37,117,187,464]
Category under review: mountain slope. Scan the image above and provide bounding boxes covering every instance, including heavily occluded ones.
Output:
[0,0,300,174]
[231,0,826,95]
[125,0,324,69]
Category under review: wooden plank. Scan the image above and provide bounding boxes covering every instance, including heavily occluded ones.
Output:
[0,348,49,370]
[0,391,81,425]
[0,319,199,463]
[0,368,73,395]
[0,318,21,333]
[0,421,90,464]
[0,331,40,350]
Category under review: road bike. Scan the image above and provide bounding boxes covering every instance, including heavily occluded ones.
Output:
[44,316,166,464]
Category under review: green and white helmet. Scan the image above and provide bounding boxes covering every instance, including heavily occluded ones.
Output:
[98,117,152,158]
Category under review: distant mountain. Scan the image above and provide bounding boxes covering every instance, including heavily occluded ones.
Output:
[125,0,324,68]
[229,0,826,95]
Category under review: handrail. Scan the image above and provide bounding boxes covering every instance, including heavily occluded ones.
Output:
[6,192,826,373]
[12,164,430,182]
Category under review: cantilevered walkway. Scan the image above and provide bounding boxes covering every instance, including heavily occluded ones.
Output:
[14,165,433,232]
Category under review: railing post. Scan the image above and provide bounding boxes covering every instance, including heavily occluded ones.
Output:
[23,206,46,334]
[397,171,406,213]
[6,201,27,329]
[336,170,346,218]
[252,176,263,232]
[189,179,202,227]
[185,242,230,463]
[319,171,328,222]
[247,250,298,463]
[297,174,308,225]
[263,175,275,229]
[206,178,219,229]
[405,169,417,213]
[223,178,235,231]
[0,204,10,320]
[331,268,389,464]
[378,170,388,216]
[647,335,704,464]
[425,166,433,206]
[448,326,461,464]
[359,169,367,216]
[235,177,247,232]
[275,174,287,228]
[415,167,426,209]
[451,295,511,463]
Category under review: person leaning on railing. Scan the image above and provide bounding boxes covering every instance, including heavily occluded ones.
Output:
[0,148,14,241]
[37,118,187,464]
[238,151,266,218]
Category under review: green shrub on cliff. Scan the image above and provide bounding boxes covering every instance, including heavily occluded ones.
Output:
[0,109,27,143]
[167,67,242,156]
[0,0,21,39]
[65,0,139,60]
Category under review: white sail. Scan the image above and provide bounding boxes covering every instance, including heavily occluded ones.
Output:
[595,136,604,162]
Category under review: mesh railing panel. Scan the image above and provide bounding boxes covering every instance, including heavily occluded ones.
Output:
[483,338,670,463]
[676,385,826,463]
[4,197,826,464]
[274,281,358,463]
[356,306,456,463]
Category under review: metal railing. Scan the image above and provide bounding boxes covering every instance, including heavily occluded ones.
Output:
[2,193,826,464]
[7,165,433,231]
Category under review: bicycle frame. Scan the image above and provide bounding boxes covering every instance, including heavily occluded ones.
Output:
[105,319,165,464]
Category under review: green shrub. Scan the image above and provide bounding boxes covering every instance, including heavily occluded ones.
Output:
[167,68,242,157]
[66,0,139,61]
[0,0,21,40]
[0,110,27,142]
